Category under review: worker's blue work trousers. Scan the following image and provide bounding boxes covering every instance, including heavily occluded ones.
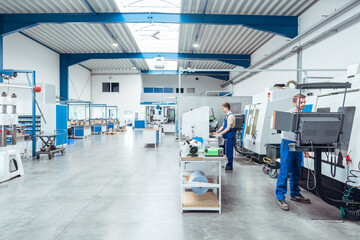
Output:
[222,114,235,168]
[223,136,235,168]
[276,139,303,201]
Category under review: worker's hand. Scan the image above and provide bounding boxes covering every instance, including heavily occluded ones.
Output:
[304,152,310,158]
[213,132,220,136]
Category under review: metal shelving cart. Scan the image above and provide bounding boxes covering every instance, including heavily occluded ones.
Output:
[180,154,226,213]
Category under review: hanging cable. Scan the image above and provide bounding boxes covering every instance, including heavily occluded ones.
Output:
[341,152,360,219]
[330,152,337,177]
[307,140,317,190]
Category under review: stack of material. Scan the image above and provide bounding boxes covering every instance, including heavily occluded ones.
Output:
[94,120,104,124]
[117,126,127,132]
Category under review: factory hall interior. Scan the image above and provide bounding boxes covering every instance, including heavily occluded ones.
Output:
[1,0,360,239]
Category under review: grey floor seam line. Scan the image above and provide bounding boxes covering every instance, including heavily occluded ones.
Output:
[52,151,136,240]
[290,200,314,220]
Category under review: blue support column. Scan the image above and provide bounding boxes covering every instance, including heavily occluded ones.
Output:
[32,71,36,157]
[0,35,3,82]
[60,55,69,101]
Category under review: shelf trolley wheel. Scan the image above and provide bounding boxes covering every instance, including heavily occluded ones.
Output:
[262,166,269,174]
[269,168,278,178]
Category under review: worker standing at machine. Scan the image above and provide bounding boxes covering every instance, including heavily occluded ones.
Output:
[213,102,236,170]
[276,94,311,211]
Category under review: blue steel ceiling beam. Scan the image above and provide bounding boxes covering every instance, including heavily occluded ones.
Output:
[0,13,298,38]
[78,64,91,71]
[64,52,250,67]
[82,0,96,13]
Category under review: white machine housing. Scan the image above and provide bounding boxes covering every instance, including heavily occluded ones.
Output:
[0,92,24,183]
[243,87,298,156]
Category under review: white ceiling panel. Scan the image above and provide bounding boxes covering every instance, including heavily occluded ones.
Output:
[0,0,91,13]
[22,23,140,53]
[180,0,318,16]
[179,24,273,54]
[178,60,235,69]
[81,58,148,70]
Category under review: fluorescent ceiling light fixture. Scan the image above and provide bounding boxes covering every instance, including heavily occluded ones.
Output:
[193,43,199,48]
[145,59,177,70]
[115,0,180,13]
[116,0,181,70]
[132,66,137,70]
[112,41,119,47]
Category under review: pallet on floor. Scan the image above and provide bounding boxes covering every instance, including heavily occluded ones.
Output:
[105,131,119,135]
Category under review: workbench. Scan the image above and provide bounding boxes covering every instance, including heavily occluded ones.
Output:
[143,128,159,147]
[93,123,106,134]
[107,121,119,131]
[180,153,227,213]
[69,125,91,139]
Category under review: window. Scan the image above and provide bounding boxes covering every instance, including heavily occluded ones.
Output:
[187,88,195,93]
[144,87,173,93]
[219,92,232,96]
[111,82,119,92]
[164,88,173,93]
[154,88,164,93]
[176,88,184,93]
[103,82,119,92]
[102,82,110,92]
[144,88,154,93]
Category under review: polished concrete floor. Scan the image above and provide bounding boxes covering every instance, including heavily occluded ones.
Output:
[0,130,359,240]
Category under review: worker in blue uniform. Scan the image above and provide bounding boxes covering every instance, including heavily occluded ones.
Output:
[276,94,311,211]
[213,102,236,170]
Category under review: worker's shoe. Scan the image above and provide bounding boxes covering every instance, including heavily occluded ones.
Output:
[277,200,289,211]
[225,164,233,170]
[290,195,311,203]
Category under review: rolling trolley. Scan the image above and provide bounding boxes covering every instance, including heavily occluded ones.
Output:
[34,129,66,160]
[262,144,281,178]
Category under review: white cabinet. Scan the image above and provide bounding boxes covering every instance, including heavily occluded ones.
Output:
[143,129,159,147]
[163,123,176,133]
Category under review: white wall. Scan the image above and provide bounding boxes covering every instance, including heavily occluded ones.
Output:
[3,33,60,134]
[69,65,91,101]
[142,74,225,94]
[231,0,360,96]
[2,33,92,133]
[91,74,145,122]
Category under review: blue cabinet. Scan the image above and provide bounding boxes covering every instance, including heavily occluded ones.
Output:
[134,120,145,129]
[56,105,68,146]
